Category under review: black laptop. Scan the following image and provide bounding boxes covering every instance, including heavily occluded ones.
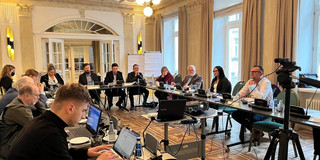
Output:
[157,99,187,122]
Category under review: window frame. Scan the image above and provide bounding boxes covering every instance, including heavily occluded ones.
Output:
[224,13,242,85]
[313,0,320,76]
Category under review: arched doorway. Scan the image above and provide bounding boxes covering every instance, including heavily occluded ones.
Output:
[37,18,122,84]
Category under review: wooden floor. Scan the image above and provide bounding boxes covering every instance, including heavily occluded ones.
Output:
[105,96,316,160]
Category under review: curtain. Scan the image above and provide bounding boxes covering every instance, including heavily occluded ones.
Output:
[178,6,188,77]
[200,0,213,89]
[269,0,299,84]
[155,15,162,51]
[241,0,262,82]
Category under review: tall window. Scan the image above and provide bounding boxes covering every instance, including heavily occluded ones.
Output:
[213,13,242,88]
[163,17,179,75]
[297,0,320,80]
[314,0,320,79]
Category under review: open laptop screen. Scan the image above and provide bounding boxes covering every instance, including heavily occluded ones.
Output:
[113,128,138,159]
[86,105,102,133]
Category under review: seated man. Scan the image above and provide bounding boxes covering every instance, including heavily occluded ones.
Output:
[0,76,46,115]
[172,65,203,90]
[126,64,149,110]
[232,65,273,133]
[7,83,116,160]
[0,84,44,158]
[78,63,101,104]
[104,63,126,109]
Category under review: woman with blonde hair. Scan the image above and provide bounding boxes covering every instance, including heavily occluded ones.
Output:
[0,65,15,92]
[40,64,64,91]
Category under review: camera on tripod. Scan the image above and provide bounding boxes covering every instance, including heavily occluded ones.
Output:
[274,58,301,88]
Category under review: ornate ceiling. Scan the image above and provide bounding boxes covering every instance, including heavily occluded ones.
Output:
[0,0,194,15]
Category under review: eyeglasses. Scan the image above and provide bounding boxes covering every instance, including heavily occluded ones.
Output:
[250,71,261,74]
[213,70,218,72]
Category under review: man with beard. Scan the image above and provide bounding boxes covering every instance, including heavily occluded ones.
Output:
[172,65,203,89]
[78,63,101,104]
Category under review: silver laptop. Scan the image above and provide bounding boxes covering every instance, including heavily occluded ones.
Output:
[110,128,138,159]
[66,105,102,139]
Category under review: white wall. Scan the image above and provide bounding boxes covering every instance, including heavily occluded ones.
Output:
[0,4,23,81]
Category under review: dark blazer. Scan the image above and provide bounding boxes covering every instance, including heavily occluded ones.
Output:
[126,71,144,83]
[40,73,64,91]
[210,77,232,94]
[0,76,13,92]
[7,111,88,160]
[78,72,101,85]
[104,71,124,84]
[181,73,203,88]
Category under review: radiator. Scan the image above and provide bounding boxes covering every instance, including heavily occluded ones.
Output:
[305,99,320,110]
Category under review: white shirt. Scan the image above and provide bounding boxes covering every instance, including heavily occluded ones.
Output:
[239,77,274,107]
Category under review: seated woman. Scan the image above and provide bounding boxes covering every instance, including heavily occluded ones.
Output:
[155,66,174,100]
[210,66,232,94]
[40,64,64,91]
[0,65,15,92]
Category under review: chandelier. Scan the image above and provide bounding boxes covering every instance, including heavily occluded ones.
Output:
[136,0,161,17]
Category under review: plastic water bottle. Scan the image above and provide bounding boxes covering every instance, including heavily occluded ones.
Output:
[108,121,116,141]
[91,81,94,85]
[274,99,277,110]
[135,137,142,158]
[277,100,283,112]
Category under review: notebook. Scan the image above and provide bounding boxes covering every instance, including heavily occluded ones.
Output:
[156,99,186,122]
[66,105,102,139]
[110,128,139,159]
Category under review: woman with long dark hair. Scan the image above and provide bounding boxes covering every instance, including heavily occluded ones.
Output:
[0,65,15,92]
[210,66,232,94]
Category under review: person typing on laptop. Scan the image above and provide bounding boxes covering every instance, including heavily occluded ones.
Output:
[7,83,115,160]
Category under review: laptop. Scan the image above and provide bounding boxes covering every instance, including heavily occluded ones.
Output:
[66,105,102,139]
[156,99,187,122]
[109,128,138,159]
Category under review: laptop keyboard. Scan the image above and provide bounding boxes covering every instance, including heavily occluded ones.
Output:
[69,128,92,138]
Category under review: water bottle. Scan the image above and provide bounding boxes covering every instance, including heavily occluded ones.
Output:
[91,81,94,85]
[274,99,277,110]
[135,137,142,158]
[108,121,116,141]
[277,100,283,112]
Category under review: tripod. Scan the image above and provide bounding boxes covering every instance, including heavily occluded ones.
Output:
[265,59,305,160]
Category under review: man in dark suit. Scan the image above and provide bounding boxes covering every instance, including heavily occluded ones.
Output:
[78,63,101,104]
[104,63,126,109]
[126,64,149,110]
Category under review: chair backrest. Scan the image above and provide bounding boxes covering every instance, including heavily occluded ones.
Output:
[232,81,244,96]
[271,84,281,98]
[276,89,299,106]
[174,74,182,84]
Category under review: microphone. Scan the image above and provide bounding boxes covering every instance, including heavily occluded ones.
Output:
[142,116,156,147]
[173,73,177,77]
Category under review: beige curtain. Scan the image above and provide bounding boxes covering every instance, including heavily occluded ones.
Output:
[199,0,213,89]
[269,0,299,84]
[155,15,162,51]
[241,0,262,82]
[178,6,188,77]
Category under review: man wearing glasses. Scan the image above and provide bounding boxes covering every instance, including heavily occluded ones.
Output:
[231,65,273,137]
[0,84,44,158]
